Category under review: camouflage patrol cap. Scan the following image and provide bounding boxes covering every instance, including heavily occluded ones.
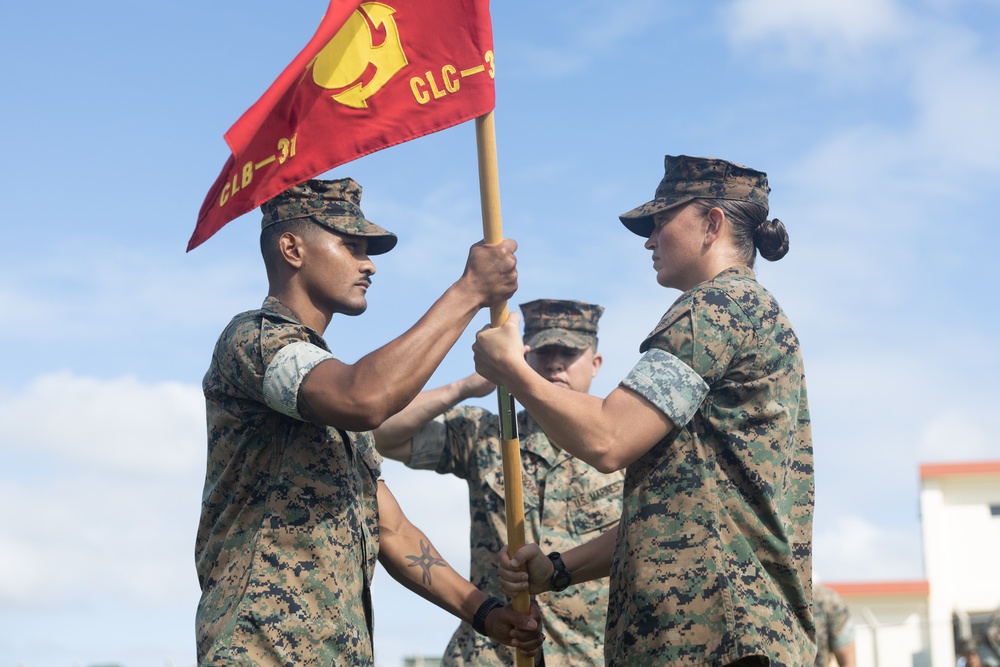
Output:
[520,299,604,350]
[619,155,770,238]
[260,178,398,255]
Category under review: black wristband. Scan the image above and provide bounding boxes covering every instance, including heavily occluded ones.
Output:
[472,595,505,636]
[548,551,572,592]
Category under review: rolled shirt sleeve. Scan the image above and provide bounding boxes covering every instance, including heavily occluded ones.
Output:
[833,618,856,650]
[621,347,709,428]
[263,341,337,421]
[408,415,449,470]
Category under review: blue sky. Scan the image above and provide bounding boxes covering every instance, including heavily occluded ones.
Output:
[2,0,999,665]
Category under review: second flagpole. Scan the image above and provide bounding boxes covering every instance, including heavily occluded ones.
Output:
[475,111,533,667]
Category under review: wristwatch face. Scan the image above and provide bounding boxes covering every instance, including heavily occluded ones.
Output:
[552,569,571,592]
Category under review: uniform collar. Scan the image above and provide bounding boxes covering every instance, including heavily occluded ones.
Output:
[261,295,302,324]
[519,411,573,467]
[711,264,755,283]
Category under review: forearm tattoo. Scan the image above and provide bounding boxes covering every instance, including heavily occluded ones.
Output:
[405,539,446,586]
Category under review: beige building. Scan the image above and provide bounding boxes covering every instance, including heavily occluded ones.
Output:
[824,460,1000,667]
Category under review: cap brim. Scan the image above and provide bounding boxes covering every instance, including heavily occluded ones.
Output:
[359,230,397,255]
[346,218,397,255]
[313,216,398,255]
[524,329,594,351]
[618,197,695,237]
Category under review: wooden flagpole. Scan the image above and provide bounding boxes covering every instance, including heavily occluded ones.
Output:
[475,111,532,667]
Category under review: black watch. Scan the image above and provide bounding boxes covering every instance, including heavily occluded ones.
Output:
[547,551,572,592]
[472,595,505,636]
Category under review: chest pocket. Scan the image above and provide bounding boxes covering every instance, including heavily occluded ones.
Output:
[349,430,383,481]
[569,479,623,538]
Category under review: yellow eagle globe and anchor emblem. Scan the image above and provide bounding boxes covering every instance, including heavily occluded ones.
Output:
[310,2,409,109]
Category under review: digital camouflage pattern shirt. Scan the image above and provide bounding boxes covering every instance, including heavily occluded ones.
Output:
[196,297,383,666]
[813,585,853,666]
[409,408,624,666]
[610,265,815,666]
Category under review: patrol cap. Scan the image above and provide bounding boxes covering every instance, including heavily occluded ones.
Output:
[520,299,604,351]
[260,178,398,255]
[619,155,770,238]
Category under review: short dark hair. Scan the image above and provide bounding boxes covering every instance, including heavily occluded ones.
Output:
[259,217,318,267]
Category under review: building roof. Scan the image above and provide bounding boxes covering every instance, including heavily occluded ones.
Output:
[824,581,930,597]
[920,460,1000,479]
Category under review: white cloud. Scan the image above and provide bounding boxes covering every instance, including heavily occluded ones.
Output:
[722,0,1000,176]
[0,372,205,474]
[0,373,205,614]
[0,474,203,610]
[808,348,997,451]
[805,344,1000,562]
[917,408,998,461]
[0,240,265,348]
[723,0,907,57]
[814,513,924,581]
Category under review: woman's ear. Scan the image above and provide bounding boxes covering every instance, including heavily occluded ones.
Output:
[703,206,726,247]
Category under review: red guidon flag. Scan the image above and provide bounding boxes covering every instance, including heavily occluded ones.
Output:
[188,0,495,251]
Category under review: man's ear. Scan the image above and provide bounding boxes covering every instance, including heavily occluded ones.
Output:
[278,231,307,269]
[591,351,603,378]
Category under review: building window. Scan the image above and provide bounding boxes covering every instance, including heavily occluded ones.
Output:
[991,504,1000,517]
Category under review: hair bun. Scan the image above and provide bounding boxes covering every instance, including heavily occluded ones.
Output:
[754,218,789,261]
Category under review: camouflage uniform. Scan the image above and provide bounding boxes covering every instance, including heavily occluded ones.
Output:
[609,265,815,666]
[407,300,624,666]
[196,296,382,665]
[410,410,623,666]
[196,179,396,666]
[812,585,854,667]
